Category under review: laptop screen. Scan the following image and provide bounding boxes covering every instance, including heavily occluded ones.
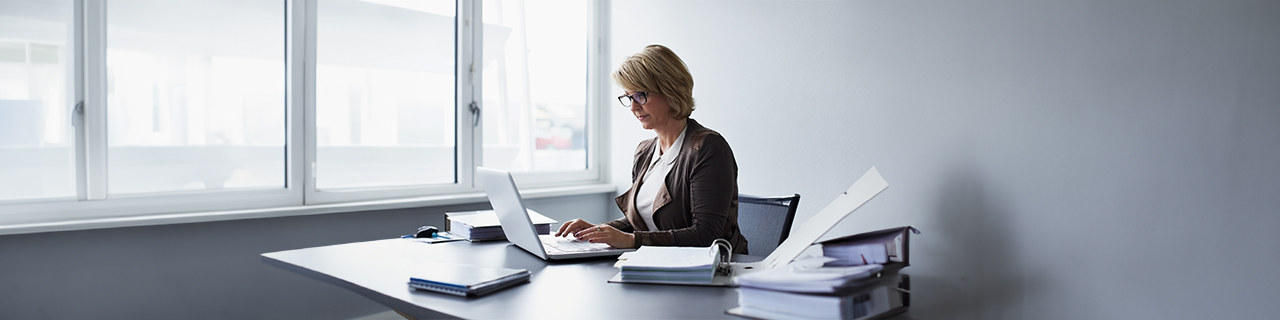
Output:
[476,167,550,260]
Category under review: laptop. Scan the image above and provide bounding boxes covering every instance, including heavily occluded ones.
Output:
[476,167,636,260]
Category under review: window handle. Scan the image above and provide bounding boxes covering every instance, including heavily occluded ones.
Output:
[469,101,480,127]
[71,101,84,127]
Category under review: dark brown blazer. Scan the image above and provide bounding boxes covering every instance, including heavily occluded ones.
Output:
[605,119,750,254]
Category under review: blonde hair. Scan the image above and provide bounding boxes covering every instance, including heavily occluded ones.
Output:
[611,44,695,119]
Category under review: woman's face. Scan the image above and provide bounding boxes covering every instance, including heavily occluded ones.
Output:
[626,90,676,131]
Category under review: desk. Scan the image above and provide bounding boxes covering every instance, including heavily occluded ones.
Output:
[262,239,748,319]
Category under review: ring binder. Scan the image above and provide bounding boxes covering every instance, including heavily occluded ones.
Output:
[712,238,733,276]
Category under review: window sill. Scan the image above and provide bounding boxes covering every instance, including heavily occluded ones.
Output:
[0,183,618,236]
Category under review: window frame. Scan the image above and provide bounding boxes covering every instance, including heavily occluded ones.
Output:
[0,0,611,232]
[489,0,609,188]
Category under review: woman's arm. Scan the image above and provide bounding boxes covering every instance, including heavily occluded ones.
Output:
[604,217,634,232]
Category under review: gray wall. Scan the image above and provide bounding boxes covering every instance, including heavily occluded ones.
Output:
[0,193,615,319]
[609,0,1280,319]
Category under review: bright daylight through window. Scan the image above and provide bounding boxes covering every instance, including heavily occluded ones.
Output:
[0,0,74,201]
[106,0,286,194]
[0,0,601,229]
[482,0,590,173]
[316,0,457,189]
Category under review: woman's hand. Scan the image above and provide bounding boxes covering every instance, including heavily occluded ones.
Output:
[555,219,595,238]
[574,224,636,249]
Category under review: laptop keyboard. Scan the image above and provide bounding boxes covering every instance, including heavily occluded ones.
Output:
[541,236,613,253]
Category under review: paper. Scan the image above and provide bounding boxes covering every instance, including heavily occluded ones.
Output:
[403,231,467,244]
[448,209,556,228]
[618,246,716,270]
[735,276,894,319]
[762,167,890,270]
[735,264,882,293]
[615,245,720,284]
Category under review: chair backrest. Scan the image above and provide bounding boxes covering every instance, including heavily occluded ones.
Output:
[736,193,800,256]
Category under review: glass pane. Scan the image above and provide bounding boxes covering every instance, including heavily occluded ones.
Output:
[481,0,588,172]
[316,0,456,189]
[106,0,285,194]
[0,0,75,201]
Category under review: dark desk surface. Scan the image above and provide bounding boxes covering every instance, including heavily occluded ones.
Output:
[262,239,747,319]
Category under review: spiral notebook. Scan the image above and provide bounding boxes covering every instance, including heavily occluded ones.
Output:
[407,262,530,297]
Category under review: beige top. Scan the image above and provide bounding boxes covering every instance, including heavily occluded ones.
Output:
[635,125,687,231]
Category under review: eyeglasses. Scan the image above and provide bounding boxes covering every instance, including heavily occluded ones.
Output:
[617,92,648,107]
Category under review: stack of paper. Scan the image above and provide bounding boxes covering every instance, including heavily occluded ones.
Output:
[735,264,883,293]
[727,226,920,320]
[734,278,896,320]
[616,246,720,284]
[730,267,902,320]
[446,209,556,241]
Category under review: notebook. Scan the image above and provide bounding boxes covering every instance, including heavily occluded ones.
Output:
[476,167,636,260]
[407,262,530,297]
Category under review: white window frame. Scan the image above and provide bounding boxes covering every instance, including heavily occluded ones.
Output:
[299,0,482,205]
[0,0,611,233]
[490,0,610,188]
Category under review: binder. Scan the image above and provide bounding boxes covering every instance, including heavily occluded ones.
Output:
[726,271,909,320]
[819,226,920,268]
[733,264,885,294]
[608,239,732,285]
[407,262,531,297]
[720,226,919,319]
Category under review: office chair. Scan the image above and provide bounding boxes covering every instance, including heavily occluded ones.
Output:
[736,193,800,256]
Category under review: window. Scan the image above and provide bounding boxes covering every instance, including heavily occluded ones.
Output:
[482,0,590,173]
[0,0,607,229]
[105,0,286,194]
[315,0,456,190]
[0,0,75,202]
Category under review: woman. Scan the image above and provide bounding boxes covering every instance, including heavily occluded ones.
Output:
[555,45,749,254]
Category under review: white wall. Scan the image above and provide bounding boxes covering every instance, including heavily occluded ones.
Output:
[610,0,1280,318]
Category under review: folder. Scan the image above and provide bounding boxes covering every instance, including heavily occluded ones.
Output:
[727,271,909,320]
[609,239,731,285]
[818,226,920,268]
[407,262,530,297]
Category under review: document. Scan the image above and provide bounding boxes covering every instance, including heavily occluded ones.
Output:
[762,167,890,270]
[613,241,728,284]
[734,264,883,293]
[447,209,556,241]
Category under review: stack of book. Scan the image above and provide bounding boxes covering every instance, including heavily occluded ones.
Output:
[727,226,918,320]
[446,209,556,241]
